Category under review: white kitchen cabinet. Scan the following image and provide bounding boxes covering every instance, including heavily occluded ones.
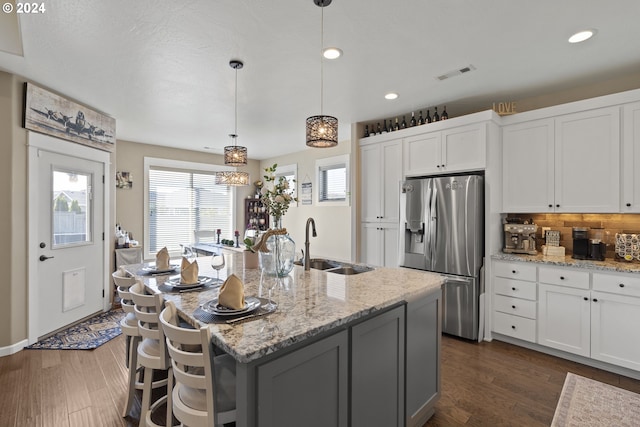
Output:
[502,106,620,212]
[537,283,591,357]
[404,123,486,177]
[591,272,640,371]
[492,260,538,343]
[361,223,399,267]
[360,140,402,224]
[622,101,640,212]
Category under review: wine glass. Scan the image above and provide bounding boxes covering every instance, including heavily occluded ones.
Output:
[210,252,225,284]
[260,271,278,312]
[181,245,196,263]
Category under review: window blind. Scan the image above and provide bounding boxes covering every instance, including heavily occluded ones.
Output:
[148,168,232,253]
[319,164,346,201]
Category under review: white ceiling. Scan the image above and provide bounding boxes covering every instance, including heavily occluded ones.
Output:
[1,0,640,159]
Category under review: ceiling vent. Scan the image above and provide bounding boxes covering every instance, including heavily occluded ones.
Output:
[436,64,476,81]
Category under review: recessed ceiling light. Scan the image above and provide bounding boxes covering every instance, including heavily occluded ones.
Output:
[323,47,342,59]
[384,92,398,100]
[568,29,597,43]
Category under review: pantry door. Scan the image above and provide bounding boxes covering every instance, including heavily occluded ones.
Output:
[28,133,109,341]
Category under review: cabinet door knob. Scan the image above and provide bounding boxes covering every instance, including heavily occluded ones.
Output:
[627,203,632,207]
[511,325,516,330]
[441,164,445,168]
[548,204,553,208]
[511,287,516,291]
[556,204,560,208]
[511,305,516,309]
[619,283,625,288]
[560,276,565,280]
[436,165,441,168]
[512,270,516,274]
[593,298,598,302]
[583,297,588,301]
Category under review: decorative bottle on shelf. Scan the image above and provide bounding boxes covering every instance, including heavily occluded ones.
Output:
[417,110,424,125]
[376,122,382,134]
[426,109,432,123]
[400,116,407,129]
[388,119,394,132]
[394,118,400,131]
[364,125,369,138]
[441,106,449,120]
[383,119,389,133]
[433,107,440,122]
[409,112,416,127]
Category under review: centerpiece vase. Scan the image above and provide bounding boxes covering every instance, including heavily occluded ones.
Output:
[259,217,296,277]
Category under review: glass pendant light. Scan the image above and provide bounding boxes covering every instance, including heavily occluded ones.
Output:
[215,171,249,186]
[224,60,248,166]
[306,0,338,148]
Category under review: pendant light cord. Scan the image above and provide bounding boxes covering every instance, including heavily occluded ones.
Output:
[320,2,324,115]
[233,65,238,145]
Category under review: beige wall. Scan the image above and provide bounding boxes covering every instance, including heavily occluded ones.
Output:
[114,139,260,260]
[260,141,354,263]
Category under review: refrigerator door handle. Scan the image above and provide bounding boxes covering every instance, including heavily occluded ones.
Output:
[430,184,438,267]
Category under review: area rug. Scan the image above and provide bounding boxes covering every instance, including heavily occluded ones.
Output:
[551,372,640,426]
[26,309,125,350]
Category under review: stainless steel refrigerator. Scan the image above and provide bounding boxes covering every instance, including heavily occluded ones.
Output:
[399,174,484,340]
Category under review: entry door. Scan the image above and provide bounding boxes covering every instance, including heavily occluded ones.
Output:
[36,149,105,338]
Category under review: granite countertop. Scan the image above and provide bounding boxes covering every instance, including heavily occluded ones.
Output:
[492,252,640,274]
[124,250,443,364]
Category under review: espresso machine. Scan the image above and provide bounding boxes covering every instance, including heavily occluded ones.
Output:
[503,220,538,255]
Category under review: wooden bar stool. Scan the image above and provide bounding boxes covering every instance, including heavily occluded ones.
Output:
[158,301,236,427]
[130,282,172,427]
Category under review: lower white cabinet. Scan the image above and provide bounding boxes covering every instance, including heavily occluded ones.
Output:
[494,259,640,373]
[361,223,399,267]
[538,283,591,356]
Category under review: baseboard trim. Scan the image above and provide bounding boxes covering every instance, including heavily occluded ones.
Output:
[0,339,27,357]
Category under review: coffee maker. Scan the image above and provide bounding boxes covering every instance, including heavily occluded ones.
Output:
[572,227,606,261]
[503,220,538,255]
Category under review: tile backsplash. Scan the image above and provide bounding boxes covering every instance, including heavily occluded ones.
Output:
[504,213,640,257]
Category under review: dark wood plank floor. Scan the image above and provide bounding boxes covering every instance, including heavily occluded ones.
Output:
[1,334,639,426]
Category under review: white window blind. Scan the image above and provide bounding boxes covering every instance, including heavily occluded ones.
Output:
[148,168,232,254]
[319,164,346,201]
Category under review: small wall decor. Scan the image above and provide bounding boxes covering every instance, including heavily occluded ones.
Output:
[492,101,517,116]
[300,180,312,205]
[116,171,133,189]
[23,82,116,152]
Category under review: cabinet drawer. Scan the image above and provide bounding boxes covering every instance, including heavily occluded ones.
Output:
[494,295,537,319]
[494,277,537,300]
[493,261,536,282]
[493,311,536,342]
[593,272,640,298]
[538,266,589,289]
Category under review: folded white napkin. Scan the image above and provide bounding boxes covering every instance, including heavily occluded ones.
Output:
[218,274,245,310]
[156,247,170,270]
[180,257,199,284]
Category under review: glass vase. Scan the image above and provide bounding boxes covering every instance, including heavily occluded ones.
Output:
[259,217,296,277]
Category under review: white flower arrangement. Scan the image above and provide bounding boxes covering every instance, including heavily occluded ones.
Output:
[260,164,297,221]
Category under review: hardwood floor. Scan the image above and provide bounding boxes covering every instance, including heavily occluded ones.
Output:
[1,334,639,426]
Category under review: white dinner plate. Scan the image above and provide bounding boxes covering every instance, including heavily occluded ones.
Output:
[167,276,214,289]
[200,297,261,316]
[142,264,179,274]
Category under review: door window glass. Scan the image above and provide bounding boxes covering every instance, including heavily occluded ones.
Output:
[52,169,92,247]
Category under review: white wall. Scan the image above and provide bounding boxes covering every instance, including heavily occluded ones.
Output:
[259,140,353,263]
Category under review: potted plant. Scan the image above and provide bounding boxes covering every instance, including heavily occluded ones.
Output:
[243,237,259,269]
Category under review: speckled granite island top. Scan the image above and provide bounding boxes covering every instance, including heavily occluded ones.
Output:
[492,252,640,274]
[125,251,443,364]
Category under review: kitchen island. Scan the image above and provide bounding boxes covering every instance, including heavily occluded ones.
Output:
[125,251,443,427]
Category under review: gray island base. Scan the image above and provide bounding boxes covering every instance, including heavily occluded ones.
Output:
[126,251,443,427]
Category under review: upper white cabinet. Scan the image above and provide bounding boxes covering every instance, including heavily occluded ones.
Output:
[622,101,640,212]
[503,106,620,213]
[360,139,402,224]
[404,123,486,177]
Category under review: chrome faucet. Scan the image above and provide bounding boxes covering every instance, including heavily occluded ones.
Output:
[304,217,317,271]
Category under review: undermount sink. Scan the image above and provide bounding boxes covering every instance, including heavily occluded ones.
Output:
[295,258,374,275]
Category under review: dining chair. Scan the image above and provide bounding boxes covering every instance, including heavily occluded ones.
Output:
[112,271,143,418]
[130,281,173,427]
[158,300,237,427]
